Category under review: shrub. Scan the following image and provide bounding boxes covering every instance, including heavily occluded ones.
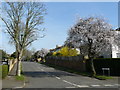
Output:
[2,65,8,79]
[53,46,78,56]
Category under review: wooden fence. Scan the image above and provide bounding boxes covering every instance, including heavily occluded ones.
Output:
[45,56,86,72]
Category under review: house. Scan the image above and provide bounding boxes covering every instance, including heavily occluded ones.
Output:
[101,28,120,58]
[111,29,120,58]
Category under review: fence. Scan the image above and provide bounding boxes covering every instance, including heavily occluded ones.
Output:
[45,56,86,72]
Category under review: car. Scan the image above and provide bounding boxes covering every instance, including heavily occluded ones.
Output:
[2,61,8,65]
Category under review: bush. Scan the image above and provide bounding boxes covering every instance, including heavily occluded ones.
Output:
[2,65,8,79]
[53,46,78,56]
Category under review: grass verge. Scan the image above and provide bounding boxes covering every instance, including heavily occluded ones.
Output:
[95,75,113,80]
[15,63,25,81]
[15,75,25,81]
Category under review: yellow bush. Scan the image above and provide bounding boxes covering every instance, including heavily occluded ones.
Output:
[53,46,78,56]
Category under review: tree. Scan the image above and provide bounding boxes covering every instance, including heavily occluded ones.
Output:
[0,50,9,61]
[10,52,17,58]
[22,49,33,61]
[65,17,113,76]
[114,28,120,48]
[1,2,46,76]
[34,48,49,61]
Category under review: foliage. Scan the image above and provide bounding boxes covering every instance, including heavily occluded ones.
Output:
[53,46,78,56]
[0,50,9,61]
[22,49,33,61]
[10,52,16,58]
[34,48,49,58]
[46,52,53,57]
[65,16,113,76]
[1,65,8,79]
[113,30,120,48]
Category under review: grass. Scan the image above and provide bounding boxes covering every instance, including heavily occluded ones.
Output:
[0,65,2,79]
[15,75,25,81]
[1,65,8,79]
[95,75,113,80]
[15,63,25,81]
[41,63,113,80]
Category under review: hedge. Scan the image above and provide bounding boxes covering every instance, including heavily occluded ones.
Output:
[1,65,8,79]
[86,58,120,76]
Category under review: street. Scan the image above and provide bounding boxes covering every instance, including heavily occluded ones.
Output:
[22,62,119,88]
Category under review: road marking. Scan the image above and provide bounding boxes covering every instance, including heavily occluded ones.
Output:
[63,80,73,85]
[13,87,23,88]
[66,87,76,88]
[55,77,61,80]
[41,69,44,71]
[104,84,114,87]
[62,80,89,88]
[114,84,120,86]
[77,85,89,88]
[91,85,101,87]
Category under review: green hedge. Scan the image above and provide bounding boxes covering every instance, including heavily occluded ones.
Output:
[86,58,120,76]
[0,65,2,79]
[2,65,8,79]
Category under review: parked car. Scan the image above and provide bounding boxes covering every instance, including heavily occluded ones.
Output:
[2,61,8,65]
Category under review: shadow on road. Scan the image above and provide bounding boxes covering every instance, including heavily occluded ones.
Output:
[23,71,75,78]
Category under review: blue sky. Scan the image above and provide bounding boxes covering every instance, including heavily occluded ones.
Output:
[1,2,118,54]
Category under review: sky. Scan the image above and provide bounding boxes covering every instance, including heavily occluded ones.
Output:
[0,2,118,54]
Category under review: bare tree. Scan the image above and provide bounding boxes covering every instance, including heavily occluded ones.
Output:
[65,17,113,76]
[1,2,46,76]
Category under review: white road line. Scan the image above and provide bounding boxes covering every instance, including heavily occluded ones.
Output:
[104,84,114,87]
[91,85,101,87]
[66,87,76,88]
[62,80,74,85]
[13,87,23,88]
[55,77,61,80]
[41,69,44,71]
[114,84,120,86]
[77,85,89,88]
[62,80,89,88]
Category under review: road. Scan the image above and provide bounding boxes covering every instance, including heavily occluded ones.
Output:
[22,61,119,88]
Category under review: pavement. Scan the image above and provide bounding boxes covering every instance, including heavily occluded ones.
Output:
[22,61,120,88]
[2,63,25,89]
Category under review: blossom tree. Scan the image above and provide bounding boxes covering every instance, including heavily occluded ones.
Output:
[65,17,113,76]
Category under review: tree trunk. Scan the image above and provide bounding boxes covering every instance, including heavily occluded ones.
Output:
[16,50,23,76]
[90,58,96,76]
[16,59,21,76]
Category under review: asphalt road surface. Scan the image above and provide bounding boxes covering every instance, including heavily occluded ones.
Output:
[22,61,119,88]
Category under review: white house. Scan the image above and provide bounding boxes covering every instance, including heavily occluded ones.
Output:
[111,30,120,58]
